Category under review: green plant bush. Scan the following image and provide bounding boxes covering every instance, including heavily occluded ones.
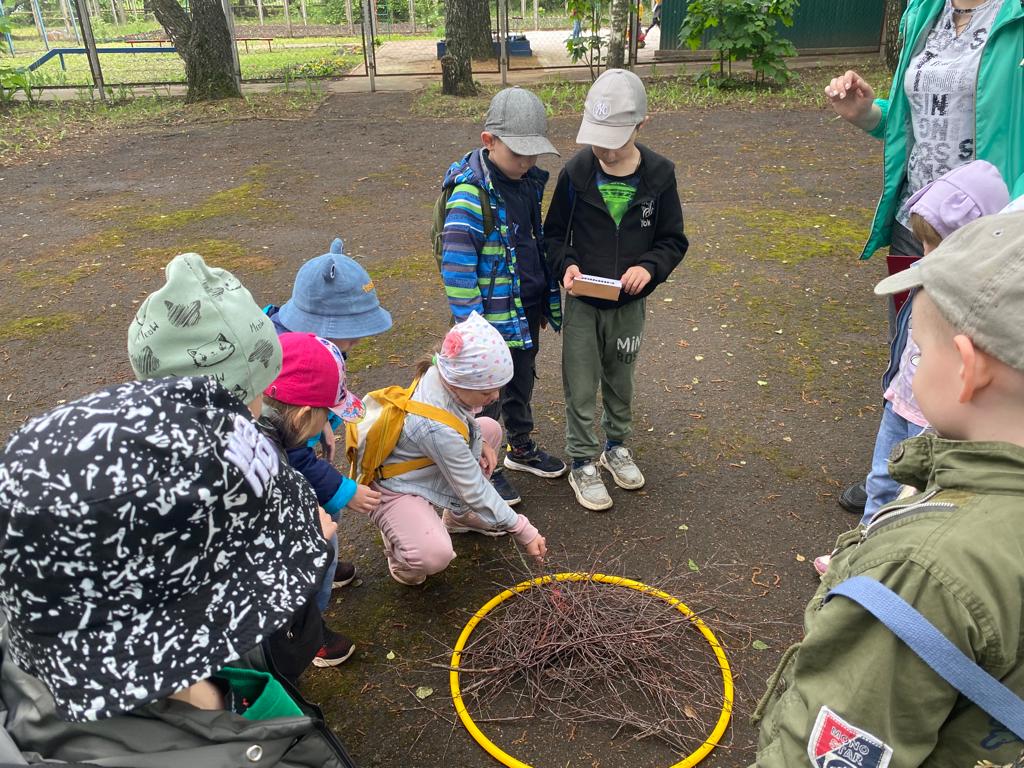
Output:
[679,0,798,84]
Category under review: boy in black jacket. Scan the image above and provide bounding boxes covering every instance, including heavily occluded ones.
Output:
[544,69,687,511]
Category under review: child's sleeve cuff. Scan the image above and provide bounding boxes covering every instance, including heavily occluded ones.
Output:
[324,477,358,516]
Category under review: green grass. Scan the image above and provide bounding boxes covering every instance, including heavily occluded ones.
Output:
[413,62,894,118]
[9,43,360,86]
[0,89,324,165]
[0,312,79,341]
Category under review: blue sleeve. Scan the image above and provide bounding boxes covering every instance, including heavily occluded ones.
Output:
[285,446,355,515]
[441,183,487,321]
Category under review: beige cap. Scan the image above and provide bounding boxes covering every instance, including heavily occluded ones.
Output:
[874,211,1024,370]
[576,68,648,149]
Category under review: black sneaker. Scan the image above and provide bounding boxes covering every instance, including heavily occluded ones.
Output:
[503,442,569,478]
[490,470,522,506]
[332,560,357,589]
[313,625,356,668]
[839,481,867,514]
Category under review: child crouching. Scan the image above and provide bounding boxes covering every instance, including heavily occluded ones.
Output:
[365,312,548,586]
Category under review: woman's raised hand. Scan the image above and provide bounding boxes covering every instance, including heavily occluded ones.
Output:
[825,70,881,131]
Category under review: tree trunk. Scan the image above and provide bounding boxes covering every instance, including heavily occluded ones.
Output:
[256,0,263,25]
[442,0,476,94]
[446,0,492,60]
[152,0,241,102]
[408,0,415,32]
[883,0,904,73]
[59,0,73,36]
[344,0,352,33]
[606,0,628,69]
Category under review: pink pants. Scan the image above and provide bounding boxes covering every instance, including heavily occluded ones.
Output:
[369,417,502,584]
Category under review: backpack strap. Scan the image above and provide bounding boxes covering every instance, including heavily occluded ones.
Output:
[826,576,1024,740]
[374,398,471,481]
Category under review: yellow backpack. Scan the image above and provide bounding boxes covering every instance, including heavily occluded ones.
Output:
[346,377,470,487]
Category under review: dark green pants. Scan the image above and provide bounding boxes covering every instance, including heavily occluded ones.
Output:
[561,295,646,460]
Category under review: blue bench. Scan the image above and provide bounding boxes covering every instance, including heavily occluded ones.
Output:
[26,46,178,72]
[436,35,532,60]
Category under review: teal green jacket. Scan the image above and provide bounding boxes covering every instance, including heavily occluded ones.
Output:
[750,436,1024,768]
[861,0,1024,259]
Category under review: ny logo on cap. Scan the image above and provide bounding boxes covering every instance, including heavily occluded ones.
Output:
[593,101,610,120]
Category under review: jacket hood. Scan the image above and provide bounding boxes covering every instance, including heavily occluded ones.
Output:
[565,142,676,193]
[890,435,1024,496]
[442,148,550,192]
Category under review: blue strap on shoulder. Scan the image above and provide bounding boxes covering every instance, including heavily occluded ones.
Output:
[826,575,1024,740]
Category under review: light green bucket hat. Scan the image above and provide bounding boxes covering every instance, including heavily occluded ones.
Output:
[128,253,282,404]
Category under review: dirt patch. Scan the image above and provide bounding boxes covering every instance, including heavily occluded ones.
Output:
[0,89,889,767]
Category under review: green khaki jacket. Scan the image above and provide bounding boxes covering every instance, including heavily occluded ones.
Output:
[860,0,1024,259]
[751,436,1024,768]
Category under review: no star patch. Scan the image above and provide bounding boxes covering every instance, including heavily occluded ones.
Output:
[808,706,893,768]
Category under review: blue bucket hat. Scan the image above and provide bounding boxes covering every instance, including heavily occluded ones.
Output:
[278,238,393,340]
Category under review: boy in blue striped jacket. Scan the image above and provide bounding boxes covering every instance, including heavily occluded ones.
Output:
[439,87,568,505]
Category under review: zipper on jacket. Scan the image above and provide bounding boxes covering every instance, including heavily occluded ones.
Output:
[859,489,957,541]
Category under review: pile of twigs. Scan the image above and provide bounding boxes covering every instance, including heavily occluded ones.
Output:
[454,572,730,754]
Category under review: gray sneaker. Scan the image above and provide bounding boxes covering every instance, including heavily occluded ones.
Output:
[600,446,645,490]
[568,461,613,511]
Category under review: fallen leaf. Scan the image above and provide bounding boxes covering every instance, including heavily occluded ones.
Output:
[677,524,689,531]
[694,355,704,361]
[757,380,769,386]
[687,558,700,572]
[663,298,673,302]
[795,554,806,562]
[414,686,434,700]
[386,651,396,660]
[752,640,769,650]
[683,704,698,719]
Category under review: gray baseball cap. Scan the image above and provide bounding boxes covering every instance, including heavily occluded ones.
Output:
[128,253,283,404]
[874,210,1024,371]
[484,87,559,157]
[577,68,648,149]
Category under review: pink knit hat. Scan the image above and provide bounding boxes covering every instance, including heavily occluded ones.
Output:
[264,333,364,422]
[436,312,513,391]
[904,160,1009,240]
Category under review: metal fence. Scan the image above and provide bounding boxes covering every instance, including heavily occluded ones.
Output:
[4,0,663,92]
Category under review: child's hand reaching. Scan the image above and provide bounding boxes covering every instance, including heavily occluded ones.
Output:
[621,265,652,295]
[348,483,382,514]
[479,440,498,477]
[525,534,547,564]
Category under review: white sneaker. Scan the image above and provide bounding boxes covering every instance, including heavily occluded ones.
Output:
[568,462,613,511]
[599,446,645,490]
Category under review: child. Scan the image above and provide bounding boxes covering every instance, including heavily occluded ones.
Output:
[264,237,391,588]
[440,86,567,507]
[367,312,548,586]
[0,377,356,767]
[258,332,366,666]
[128,253,350,676]
[860,161,1008,523]
[816,161,1009,575]
[544,68,688,511]
[750,211,1024,768]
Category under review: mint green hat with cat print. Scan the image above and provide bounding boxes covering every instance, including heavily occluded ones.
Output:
[128,253,283,405]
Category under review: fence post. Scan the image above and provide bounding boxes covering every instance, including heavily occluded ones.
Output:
[533,0,537,30]
[344,0,353,34]
[497,0,507,86]
[220,0,242,90]
[30,0,49,51]
[361,0,375,92]
[0,0,15,55]
[63,0,82,44]
[626,0,638,67]
[72,0,105,100]
[407,0,414,33]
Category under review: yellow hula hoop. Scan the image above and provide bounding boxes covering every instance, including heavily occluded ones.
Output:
[450,572,734,768]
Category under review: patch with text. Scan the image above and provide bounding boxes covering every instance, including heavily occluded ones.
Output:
[808,706,892,768]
